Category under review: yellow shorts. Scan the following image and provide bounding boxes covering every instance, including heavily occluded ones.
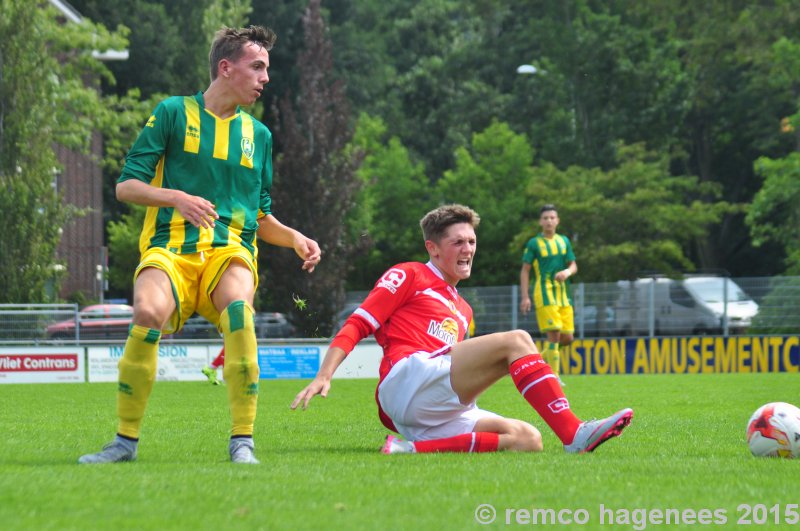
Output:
[135,246,258,334]
[535,305,574,333]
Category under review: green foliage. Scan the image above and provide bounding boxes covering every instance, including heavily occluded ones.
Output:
[515,143,737,281]
[748,153,800,274]
[517,2,690,171]
[749,276,800,334]
[437,121,534,285]
[264,0,362,336]
[199,0,254,90]
[97,90,163,175]
[0,1,125,302]
[18,0,800,301]
[346,114,432,287]
[106,205,147,301]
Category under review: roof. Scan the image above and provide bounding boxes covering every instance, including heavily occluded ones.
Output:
[47,0,129,61]
[49,0,82,23]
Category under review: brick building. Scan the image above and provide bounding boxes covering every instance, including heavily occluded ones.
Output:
[50,0,127,301]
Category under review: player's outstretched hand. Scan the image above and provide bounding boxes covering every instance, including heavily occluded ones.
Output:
[294,235,321,273]
[291,376,330,410]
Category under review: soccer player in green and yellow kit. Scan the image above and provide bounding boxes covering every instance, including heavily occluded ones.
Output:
[519,204,577,385]
[79,25,320,465]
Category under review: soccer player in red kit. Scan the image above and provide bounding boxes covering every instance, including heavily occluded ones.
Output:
[292,204,632,454]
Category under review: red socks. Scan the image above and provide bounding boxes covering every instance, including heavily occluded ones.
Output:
[412,432,499,453]
[510,353,581,444]
[211,349,225,369]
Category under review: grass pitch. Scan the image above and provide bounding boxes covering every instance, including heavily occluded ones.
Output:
[1,373,798,530]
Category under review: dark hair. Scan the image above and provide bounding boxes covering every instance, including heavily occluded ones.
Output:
[209,25,277,80]
[540,204,557,216]
[420,204,480,242]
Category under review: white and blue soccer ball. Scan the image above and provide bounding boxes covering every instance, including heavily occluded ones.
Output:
[746,402,800,458]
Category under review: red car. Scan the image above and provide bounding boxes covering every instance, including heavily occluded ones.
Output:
[46,304,133,340]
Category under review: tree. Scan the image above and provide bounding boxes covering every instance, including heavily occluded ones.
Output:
[0,1,127,302]
[197,0,253,90]
[746,36,800,275]
[628,1,799,276]
[265,0,363,336]
[346,113,433,287]
[435,121,533,285]
[515,143,736,282]
[747,154,800,274]
[106,205,146,300]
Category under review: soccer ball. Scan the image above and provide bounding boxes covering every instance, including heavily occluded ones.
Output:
[746,402,800,458]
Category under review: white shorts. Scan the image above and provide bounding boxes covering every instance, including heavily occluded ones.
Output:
[377,351,500,441]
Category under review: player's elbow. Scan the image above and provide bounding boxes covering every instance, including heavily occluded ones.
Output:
[116,180,133,202]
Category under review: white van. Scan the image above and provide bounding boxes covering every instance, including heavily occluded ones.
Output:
[614,276,759,336]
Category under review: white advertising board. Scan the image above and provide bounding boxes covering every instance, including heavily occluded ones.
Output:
[0,347,85,384]
[257,341,380,379]
[87,344,212,382]
[332,342,381,379]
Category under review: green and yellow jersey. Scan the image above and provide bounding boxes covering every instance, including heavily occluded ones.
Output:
[118,92,272,258]
[522,233,576,307]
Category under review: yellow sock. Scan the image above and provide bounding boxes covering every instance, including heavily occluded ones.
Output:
[544,342,561,377]
[117,325,161,439]
[220,301,259,437]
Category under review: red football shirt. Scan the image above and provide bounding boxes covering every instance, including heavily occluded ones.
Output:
[331,261,473,382]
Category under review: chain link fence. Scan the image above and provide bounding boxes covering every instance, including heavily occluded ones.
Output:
[344,276,800,338]
[1,276,798,344]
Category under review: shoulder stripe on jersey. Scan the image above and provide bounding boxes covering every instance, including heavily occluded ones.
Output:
[420,288,469,331]
[183,96,200,154]
[536,237,549,257]
[354,308,380,330]
[556,235,566,254]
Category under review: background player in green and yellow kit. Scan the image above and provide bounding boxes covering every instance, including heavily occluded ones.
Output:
[519,204,577,385]
[79,25,320,465]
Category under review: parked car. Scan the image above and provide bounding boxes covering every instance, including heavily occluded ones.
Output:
[170,312,296,339]
[172,315,221,340]
[46,304,133,340]
[333,302,361,333]
[614,276,759,336]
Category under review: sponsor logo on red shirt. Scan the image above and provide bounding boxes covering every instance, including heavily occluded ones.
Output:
[427,317,459,345]
[378,268,407,294]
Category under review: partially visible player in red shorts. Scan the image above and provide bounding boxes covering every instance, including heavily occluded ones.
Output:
[202,347,225,385]
[292,204,632,454]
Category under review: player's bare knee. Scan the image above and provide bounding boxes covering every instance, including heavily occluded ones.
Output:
[508,421,543,452]
[520,424,543,452]
[503,329,536,358]
[132,304,167,330]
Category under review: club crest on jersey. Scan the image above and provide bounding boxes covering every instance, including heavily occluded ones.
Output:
[378,268,406,294]
[427,317,458,346]
[146,115,156,128]
[241,137,254,160]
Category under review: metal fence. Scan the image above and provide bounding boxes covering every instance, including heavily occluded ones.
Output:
[0,304,79,343]
[344,276,800,338]
[2,276,799,344]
